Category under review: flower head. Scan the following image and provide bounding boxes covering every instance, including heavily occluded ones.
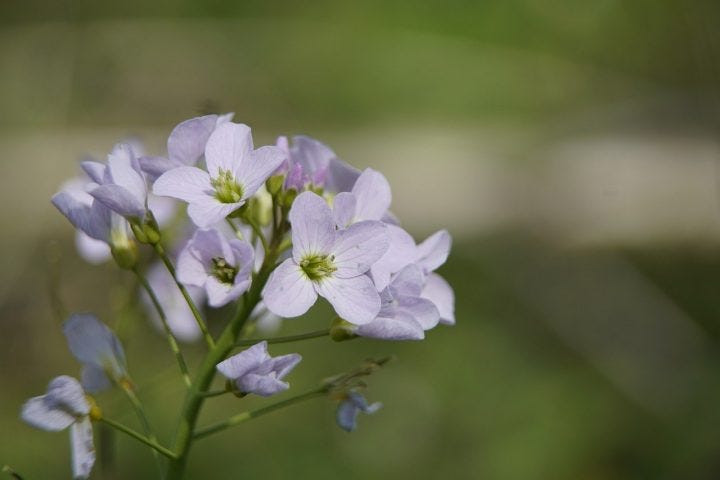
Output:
[335,391,382,432]
[176,228,254,307]
[153,122,286,227]
[21,376,96,479]
[263,191,389,325]
[63,314,128,393]
[216,341,302,397]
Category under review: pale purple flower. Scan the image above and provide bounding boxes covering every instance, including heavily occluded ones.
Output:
[415,230,455,325]
[369,224,418,291]
[275,135,360,192]
[63,314,127,393]
[139,113,234,180]
[141,262,204,343]
[153,122,286,227]
[177,228,254,307]
[333,168,392,228]
[216,341,301,397]
[356,264,440,341]
[21,376,95,479]
[336,392,382,432]
[263,192,389,325]
[87,143,148,221]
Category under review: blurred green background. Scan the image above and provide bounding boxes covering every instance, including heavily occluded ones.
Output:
[3,1,720,479]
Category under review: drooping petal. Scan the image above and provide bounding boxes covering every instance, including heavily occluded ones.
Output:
[187,198,242,228]
[63,314,127,386]
[70,417,95,479]
[153,166,213,204]
[332,192,356,228]
[21,396,75,431]
[46,376,91,416]
[138,156,183,182]
[216,341,270,380]
[263,259,318,318]
[205,122,253,178]
[237,373,289,397]
[370,225,418,291]
[421,272,455,325]
[336,398,360,432]
[331,221,389,279]
[52,191,99,241]
[90,184,146,219]
[316,275,380,325]
[167,114,220,166]
[415,230,451,272]
[80,364,112,393]
[267,353,302,379]
[356,311,425,341]
[351,168,391,222]
[289,192,335,260]
[236,145,286,199]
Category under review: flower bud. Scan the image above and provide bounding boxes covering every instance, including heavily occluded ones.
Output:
[265,174,285,197]
[330,318,358,342]
[110,237,138,269]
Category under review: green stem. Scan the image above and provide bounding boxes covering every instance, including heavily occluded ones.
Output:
[121,383,164,475]
[235,329,329,347]
[133,268,192,388]
[244,216,269,255]
[193,387,328,441]
[198,389,229,398]
[153,242,215,349]
[100,417,177,460]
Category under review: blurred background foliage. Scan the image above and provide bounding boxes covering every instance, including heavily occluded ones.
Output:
[2,1,720,479]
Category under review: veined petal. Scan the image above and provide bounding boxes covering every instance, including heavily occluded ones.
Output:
[316,275,380,325]
[263,259,318,318]
[168,114,219,166]
[46,376,90,416]
[153,166,213,203]
[289,192,335,260]
[52,191,106,241]
[416,230,451,272]
[333,192,356,228]
[205,122,253,178]
[106,143,147,206]
[138,156,183,182]
[356,312,425,341]
[331,221,389,278]
[80,161,106,184]
[421,273,455,325]
[237,373,289,397]
[396,295,440,330]
[351,168,391,222]
[21,395,75,431]
[237,145,286,198]
[187,199,242,228]
[70,417,95,480]
[370,225,417,291]
[217,341,270,379]
[90,184,146,219]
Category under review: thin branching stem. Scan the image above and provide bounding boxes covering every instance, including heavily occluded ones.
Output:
[234,329,330,347]
[100,417,177,460]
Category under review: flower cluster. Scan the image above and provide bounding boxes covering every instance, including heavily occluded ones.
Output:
[22,114,455,479]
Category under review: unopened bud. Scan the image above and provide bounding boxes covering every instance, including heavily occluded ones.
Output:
[266,174,284,197]
[330,318,358,342]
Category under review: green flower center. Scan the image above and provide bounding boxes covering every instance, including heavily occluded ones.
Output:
[300,254,336,281]
[211,257,238,284]
[211,169,244,204]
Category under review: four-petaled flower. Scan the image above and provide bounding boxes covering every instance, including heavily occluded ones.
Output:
[177,228,255,307]
[335,392,382,432]
[216,341,302,397]
[21,376,96,479]
[153,122,286,227]
[263,191,389,325]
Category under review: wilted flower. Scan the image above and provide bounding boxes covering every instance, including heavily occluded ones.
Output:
[216,341,301,397]
[21,376,96,479]
[63,314,128,393]
[177,228,254,307]
[153,122,286,227]
[335,391,382,432]
[263,191,389,325]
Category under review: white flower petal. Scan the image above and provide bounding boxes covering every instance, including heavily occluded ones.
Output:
[263,259,318,318]
[316,275,380,325]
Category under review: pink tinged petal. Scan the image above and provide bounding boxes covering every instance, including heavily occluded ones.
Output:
[106,143,147,205]
[139,156,184,182]
[90,184,146,219]
[21,396,76,431]
[316,275,380,325]
[289,192,335,260]
[167,114,219,166]
[80,161,106,184]
[331,221,389,279]
[263,259,318,318]
[333,192,356,228]
[236,145,286,198]
[416,229,452,272]
[217,342,270,379]
[205,122,253,178]
[46,376,91,416]
[75,232,111,264]
[187,199,241,228]
[351,168,392,222]
[63,314,127,385]
[370,225,418,290]
[356,312,425,341]
[422,272,455,325]
[70,417,95,479]
[152,166,213,204]
[396,295,440,330]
